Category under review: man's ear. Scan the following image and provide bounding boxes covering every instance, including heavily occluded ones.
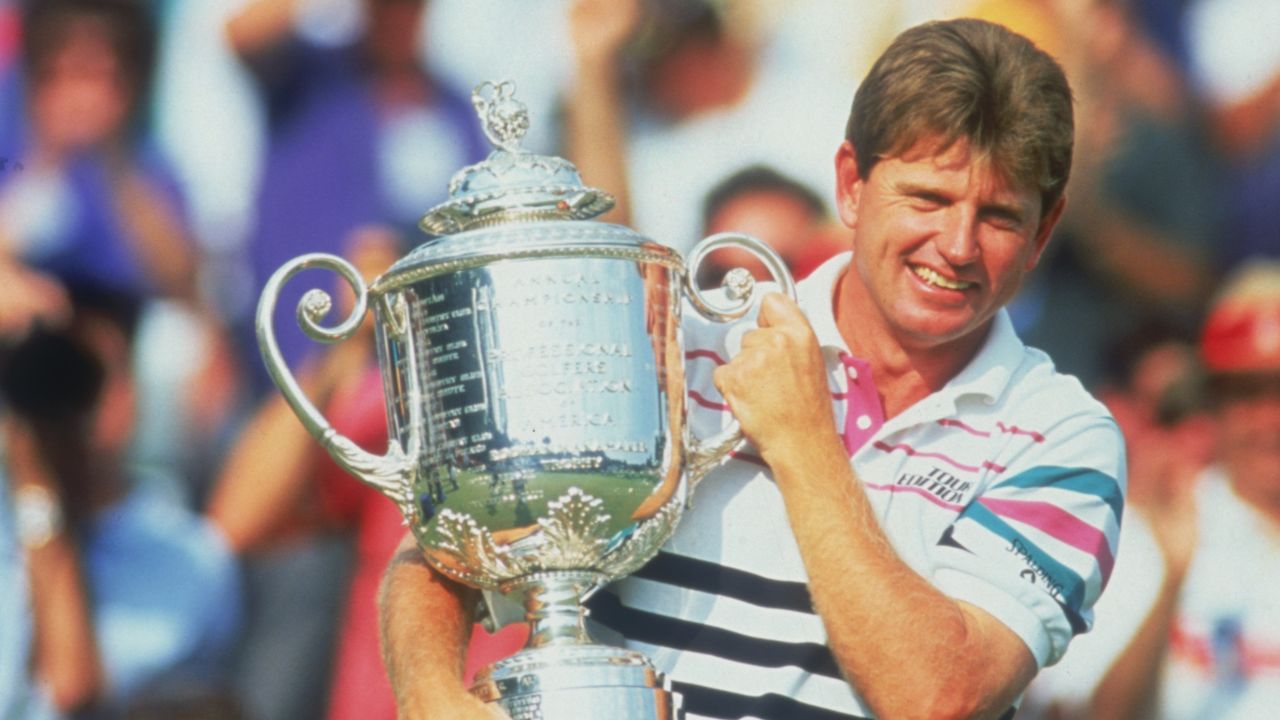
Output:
[835,140,864,230]
[1026,194,1066,270]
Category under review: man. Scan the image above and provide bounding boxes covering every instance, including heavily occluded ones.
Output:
[1,284,241,716]
[696,164,846,287]
[379,18,1125,719]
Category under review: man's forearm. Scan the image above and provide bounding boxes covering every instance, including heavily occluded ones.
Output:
[1086,568,1186,720]
[25,533,105,712]
[767,436,1034,720]
[379,533,493,718]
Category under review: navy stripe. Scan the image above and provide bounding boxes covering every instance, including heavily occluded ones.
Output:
[670,682,1016,720]
[586,590,842,679]
[633,550,815,613]
[672,682,869,720]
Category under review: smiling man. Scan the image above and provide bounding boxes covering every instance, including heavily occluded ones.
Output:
[379,18,1125,720]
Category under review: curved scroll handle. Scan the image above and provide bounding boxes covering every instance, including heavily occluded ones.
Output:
[255,253,417,516]
[682,233,797,488]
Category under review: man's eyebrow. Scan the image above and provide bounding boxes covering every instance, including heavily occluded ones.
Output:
[979,200,1030,224]
[892,180,950,200]
[891,179,1032,220]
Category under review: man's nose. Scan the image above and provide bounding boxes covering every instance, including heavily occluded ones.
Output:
[935,211,981,266]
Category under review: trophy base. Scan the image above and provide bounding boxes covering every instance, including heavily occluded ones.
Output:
[470,644,681,720]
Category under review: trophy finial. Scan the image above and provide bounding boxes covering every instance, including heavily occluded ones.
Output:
[472,80,529,153]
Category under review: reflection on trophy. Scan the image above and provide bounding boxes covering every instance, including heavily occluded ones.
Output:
[257,80,795,719]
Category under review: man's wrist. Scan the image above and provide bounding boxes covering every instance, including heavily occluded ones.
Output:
[15,484,65,550]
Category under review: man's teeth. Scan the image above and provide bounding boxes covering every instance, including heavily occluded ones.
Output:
[912,265,972,290]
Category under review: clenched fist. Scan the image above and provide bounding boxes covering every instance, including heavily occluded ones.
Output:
[713,293,841,464]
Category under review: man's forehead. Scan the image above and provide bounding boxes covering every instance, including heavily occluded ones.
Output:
[882,136,1040,205]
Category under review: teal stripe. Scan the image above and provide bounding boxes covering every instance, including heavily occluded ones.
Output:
[962,501,1087,616]
[996,466,1123,520]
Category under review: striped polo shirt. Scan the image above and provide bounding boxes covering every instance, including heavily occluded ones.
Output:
[586,253,1127,719]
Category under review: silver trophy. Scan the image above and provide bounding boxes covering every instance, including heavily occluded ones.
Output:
[257,80,795,719]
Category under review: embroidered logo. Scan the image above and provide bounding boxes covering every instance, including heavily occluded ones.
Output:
[894,466,973,505]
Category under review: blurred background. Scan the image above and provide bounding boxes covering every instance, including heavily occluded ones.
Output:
[0,0,1276,718]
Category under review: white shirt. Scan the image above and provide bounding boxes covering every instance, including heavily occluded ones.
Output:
[590,253,1127,719]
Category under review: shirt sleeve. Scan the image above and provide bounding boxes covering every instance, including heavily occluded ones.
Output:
[930,413,1127,668]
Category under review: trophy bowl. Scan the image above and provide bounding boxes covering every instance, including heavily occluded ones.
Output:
[256,81,795,719]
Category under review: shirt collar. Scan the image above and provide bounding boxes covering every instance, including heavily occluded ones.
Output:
[796,251,853,353]
[796,250,1025,404]
[941,308,1025,405]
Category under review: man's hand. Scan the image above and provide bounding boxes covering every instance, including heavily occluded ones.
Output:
[712,293,839,462]
[0,262,68,340]
[568,0,642,69]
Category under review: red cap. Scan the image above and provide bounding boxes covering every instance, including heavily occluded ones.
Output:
[1200,260,1280,374]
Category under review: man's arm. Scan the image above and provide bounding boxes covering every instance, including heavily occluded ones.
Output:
[773,437,1034,719]
[379,532,505,719]
[4,421,104,712]
[714,294,1034,719]
[224,0,305,58]
[1086,463,1199,720]
[208,227,393,550]
[563,0,641,226]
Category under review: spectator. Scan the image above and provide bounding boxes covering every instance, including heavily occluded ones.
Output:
[0,283,242,718]
[229,0,488,394]
[1183,0,1280,268]
[0,0,195,303]
[1040,260,1280,719]
[0,0,240,509]
[209,228,526,720]
[565,0,847,253]
[223,2,489,715]
[696,163,844,288]
[968,0,1223,386]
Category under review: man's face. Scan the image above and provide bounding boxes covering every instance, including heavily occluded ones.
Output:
[834,137,1063,351]
[31,22,132,153]
[701,190,820,284]
[1216,373,1280,499]
[363,0,425,70]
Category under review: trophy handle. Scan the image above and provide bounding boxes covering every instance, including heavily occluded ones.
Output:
[682,233,797,487]
[256,253,416,513]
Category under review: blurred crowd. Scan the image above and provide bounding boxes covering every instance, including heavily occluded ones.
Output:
[0,0,1275,719]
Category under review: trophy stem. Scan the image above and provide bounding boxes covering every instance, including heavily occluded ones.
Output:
[508,571,605,649]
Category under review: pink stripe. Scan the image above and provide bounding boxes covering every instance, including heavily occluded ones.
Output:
[689,390,729,411]
[863,481,965,512]
[979,497,1115,580]
[938,418,990,437]
[872,441,1007,474]
[937,418,1046,443]
[996,422,1045,443]
[685,349,727,365]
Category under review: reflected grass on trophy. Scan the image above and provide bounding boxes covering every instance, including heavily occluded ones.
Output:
[420,468,660,539]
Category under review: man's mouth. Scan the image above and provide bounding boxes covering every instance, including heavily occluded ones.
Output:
[911,264,974,291]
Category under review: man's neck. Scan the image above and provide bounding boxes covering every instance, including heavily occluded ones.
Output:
[833,270,988,419]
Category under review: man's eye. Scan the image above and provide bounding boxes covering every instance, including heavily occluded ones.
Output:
[982,212,1023,231]
[910,194,946,209]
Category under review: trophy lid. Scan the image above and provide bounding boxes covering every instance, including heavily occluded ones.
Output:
[418,80,616,236]
[372,81,676,294]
